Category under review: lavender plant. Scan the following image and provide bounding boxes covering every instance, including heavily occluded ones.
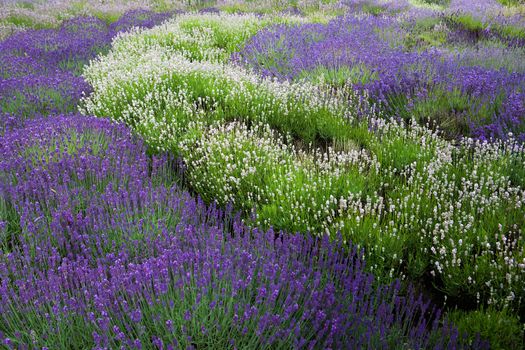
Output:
[0,114,180,258]
[109,9,175,34]
[81,13,359,148]
[0,114,484,349]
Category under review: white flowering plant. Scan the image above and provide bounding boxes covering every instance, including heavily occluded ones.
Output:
[82,11,525,313]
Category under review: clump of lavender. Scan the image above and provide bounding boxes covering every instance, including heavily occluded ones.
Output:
[83,11,525,315]
[0,16,112,76]
[0,17,107,129]
[232,14,445,130]
[109,9,176,34]
[233,15,435,96]
[0,114,181,261]
[0,72,92,122]
[0,115,486,349]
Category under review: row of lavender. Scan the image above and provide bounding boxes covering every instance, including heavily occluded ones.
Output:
[0,9,485,350]
[235,7,525,142]
[5,114,473,349]
[0,9,173,132]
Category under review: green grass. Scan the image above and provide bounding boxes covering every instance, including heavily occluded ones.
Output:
[409,0,449,9]
[91,11,122,25]
[360,3,387,16]
[447,308,524,350]
[0,84,81,119]
[498,23,525,39]
[404,17,449,50]
[1,14,54,29]
[409,88,472,138]
[497,0,525,6]
[0,196,21,253]
[446,13,525,41]
[298,64,379,87]
[16,1,35,10]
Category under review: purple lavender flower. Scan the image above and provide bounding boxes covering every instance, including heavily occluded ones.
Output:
[0,114,487,346]
[0,116,485,348]
[0,7,498,350]
[109,9,175,34]
[131,309,142,323]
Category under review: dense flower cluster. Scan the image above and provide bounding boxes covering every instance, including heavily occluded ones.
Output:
[449,0,525,26]
[0,0,185,39]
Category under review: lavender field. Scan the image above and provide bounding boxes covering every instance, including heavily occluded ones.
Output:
[1,0,524,349]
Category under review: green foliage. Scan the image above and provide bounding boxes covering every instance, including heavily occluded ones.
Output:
[298,64,378,87]
[370,127,436,171]
[498,23,525,39]
[446,13,525,41]
[447,308,524,350]
[91,11,122,25]
[1,14,54,29]
[186,0,217,10]
[404,17,449,50]
[417,0,450,6]
[16,1,35,10]
[0,257,310,350]
[0,196,21,253]
[151,0,180,12]
[178,122,374,235]
[176,16,263,58]
[408,86,517,141]
[0,88,75,118]
[453,14,486,32]
[497,0,525,6]
[409,0,449,9]
[360,3,386,16]
[410,88,471,138]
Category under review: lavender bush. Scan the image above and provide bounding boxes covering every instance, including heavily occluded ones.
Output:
[0,115,485,349]
[0,114,169,259]
[84,11,525,315]
[109,9,175,34]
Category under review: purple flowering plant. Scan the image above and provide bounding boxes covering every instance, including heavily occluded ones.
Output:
[0,115,487,349]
